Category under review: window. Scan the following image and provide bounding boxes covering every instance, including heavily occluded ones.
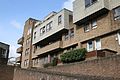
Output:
[91,19,97,29]
[24,59,29,66]
[46,21,52,32]
[64,32,69,40]
[117,32,120,45]
[25,48,29,56]
[27,28,32,35]
[26,38,31,45]
[114,7,120,20]
[84,23,90,32]
[58,15,62,25]
[85,0,97,8]
[95,38,101,50]
[34,59,39,65]
[87,41,93,51]
[44,56,48,64]
[40,28,43,35]
[42,26,45,34]
[34,32,36,39]
[70,28,74,37]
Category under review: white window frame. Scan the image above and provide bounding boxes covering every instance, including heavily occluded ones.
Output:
[91,19,97,29]
[95,38,101,50]
[87,41,93,52]
[117,32,120,45]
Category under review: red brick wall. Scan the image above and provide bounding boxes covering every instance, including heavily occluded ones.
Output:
[48,54,120,78]
[0,65,14,80]
[13,55,120,80]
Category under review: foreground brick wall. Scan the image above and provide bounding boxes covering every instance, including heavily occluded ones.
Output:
[48,54,120,78]
[13,55,120,80]
[13,68,119,80]
[0,65,14,80]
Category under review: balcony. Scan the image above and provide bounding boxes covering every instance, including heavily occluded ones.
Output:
[17,37,24,45]
[86,49,117,60]
[35,41,63,56]
[73,0,110,24]
[16,46,23,53]
[16,56,21,63]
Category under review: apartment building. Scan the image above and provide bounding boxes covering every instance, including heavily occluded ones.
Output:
[0,42,9,64]
[32,9,77,68]
[17,0,120,68]
[73,0,120,59]
[16,18,39,68]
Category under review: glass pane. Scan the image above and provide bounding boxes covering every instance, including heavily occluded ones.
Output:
[85,0,90,7]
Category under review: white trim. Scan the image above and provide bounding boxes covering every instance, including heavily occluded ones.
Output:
[95,38,101,50]
[117,32,120,45]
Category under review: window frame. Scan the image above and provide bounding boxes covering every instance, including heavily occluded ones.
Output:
[84,23,90,32]
[87,40,93,52]
[117,32,120,45]
[58,15,62,25]
[85,0,98,8]
[95,38,101,50]
[113,6,120,20]
[91,19,97,29]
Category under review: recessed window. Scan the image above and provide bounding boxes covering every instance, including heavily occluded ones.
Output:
[91,19,97,29]
[84,23,90,32]
[40,28,43,35]
[85,0,98,8]
[42,26,45,34]
[70,28,74,38]
[46,21,52,32]
[114,7,120,20]
[87,41,93,51]
[64,32,69,40]
[58,15,62,25]
[34,32,36,39]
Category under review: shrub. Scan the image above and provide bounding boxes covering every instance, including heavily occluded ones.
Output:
[60,48,87,63]
[51,57,58,66]
[43,57,58,68]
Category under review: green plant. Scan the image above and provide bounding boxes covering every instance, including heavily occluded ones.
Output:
[43,57,58,68]
[51,57,58,66]
[60,48,87,63]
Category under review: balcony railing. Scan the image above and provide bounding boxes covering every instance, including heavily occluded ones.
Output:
[35,41,63,56]
[16,56,21,63]
[16,46,23,53]
[17,37,24,45]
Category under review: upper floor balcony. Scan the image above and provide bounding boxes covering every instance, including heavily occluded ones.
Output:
[16,56,21,63]
[35,40,63,56]
[16,46,23,53]
[17,37,24,45]
[73,0,120,25]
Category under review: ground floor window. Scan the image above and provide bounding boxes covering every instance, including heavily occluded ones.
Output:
[95,38,101,50]
[87,38,101,52]
[118,32,120,45]
[87,40,93,51]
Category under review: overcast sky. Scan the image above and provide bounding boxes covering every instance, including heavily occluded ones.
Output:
[0,0,75,58]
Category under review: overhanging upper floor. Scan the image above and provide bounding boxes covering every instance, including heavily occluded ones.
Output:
[32,9,73,45]
[73,0,120,25]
